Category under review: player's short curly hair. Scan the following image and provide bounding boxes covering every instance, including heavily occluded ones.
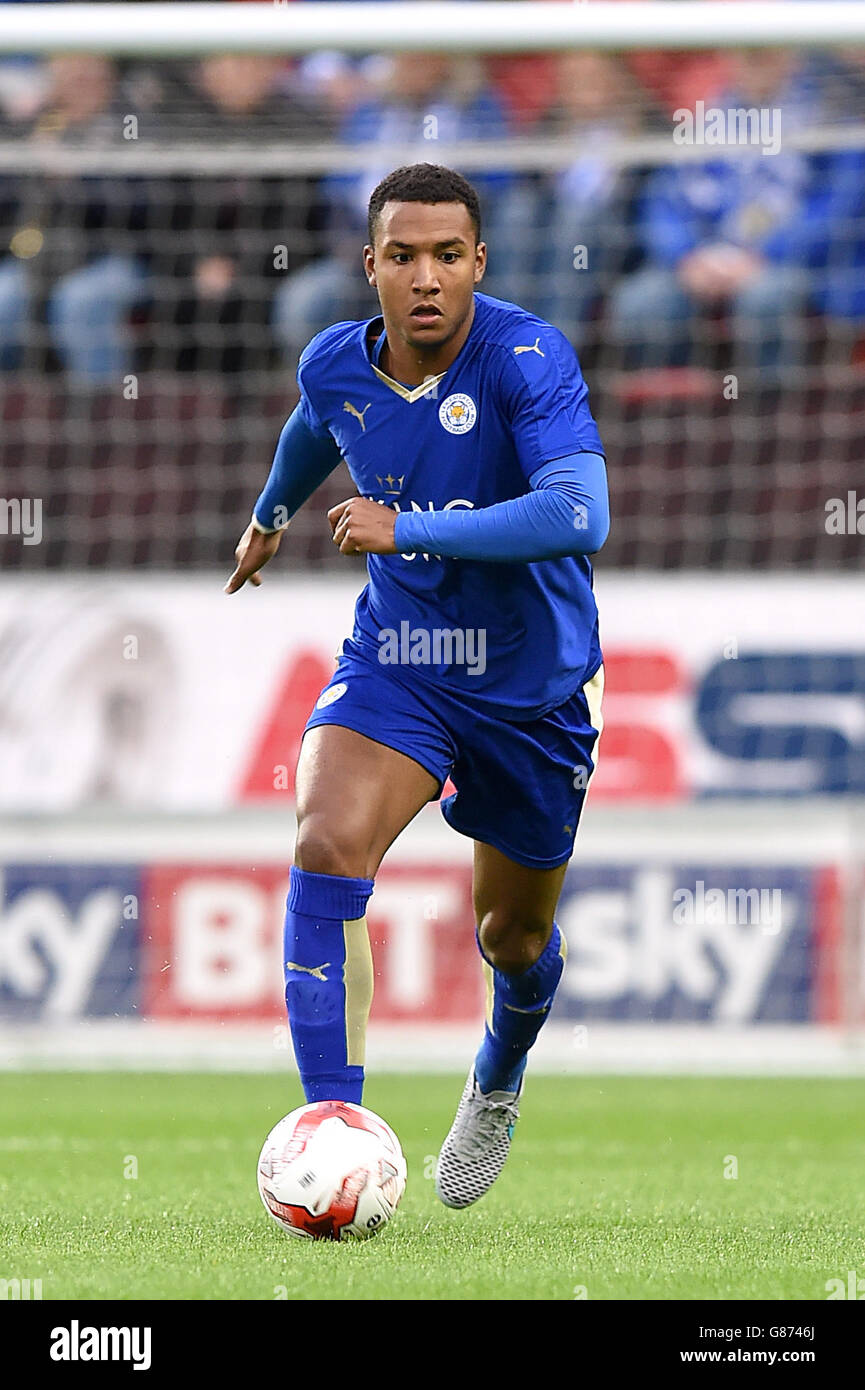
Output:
[367,164,482,246]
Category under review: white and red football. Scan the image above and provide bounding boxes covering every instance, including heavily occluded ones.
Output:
[257,1101,407,1241]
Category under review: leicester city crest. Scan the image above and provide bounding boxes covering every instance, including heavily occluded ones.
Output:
[438,393,477,435]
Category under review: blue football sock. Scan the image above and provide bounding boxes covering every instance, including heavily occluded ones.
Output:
[473,923,567,1095]
[283,866,375,1104]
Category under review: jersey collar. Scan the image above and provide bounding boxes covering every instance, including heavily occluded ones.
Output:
[362,318,446,403]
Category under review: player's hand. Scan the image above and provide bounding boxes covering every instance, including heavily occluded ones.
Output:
[327,497,398,555]
[224,520,284,594]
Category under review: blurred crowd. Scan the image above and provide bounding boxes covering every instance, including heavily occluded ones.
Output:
[0,38,864,383]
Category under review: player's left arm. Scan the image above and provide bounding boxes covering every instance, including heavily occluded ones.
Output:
[329,329,609,560]
[329,452,607,559]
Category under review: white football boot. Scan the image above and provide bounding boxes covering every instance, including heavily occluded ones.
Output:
[435,1067,522,1209]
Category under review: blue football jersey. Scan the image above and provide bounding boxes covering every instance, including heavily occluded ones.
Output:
[298,291,605,720]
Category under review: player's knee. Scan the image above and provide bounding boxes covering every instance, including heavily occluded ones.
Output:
[293,813,372,880]
[478,909,553,974]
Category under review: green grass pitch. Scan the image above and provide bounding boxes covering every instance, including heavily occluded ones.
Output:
[2,1072,864,1301]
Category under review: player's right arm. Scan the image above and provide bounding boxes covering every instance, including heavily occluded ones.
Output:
[225,402,342,594]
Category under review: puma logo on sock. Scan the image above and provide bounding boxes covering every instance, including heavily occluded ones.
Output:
[285,960,331,982]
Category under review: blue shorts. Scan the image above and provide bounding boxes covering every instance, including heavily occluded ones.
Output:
[302,639,605,871]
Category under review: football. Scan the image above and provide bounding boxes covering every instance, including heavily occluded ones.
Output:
[257,1100,407,1241]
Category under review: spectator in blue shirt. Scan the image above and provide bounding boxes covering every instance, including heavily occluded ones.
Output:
[522,51,659,350]
[798,50,865,349]
[272,52,519,363]
[607,48,822,377]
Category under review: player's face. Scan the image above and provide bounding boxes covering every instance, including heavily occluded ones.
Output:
[364,201,486,354]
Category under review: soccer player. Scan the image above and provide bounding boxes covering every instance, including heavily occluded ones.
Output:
[225,164,609,1209]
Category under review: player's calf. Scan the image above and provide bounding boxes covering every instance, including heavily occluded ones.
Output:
[284,724,440,1104]
[435,911,568,1209]
[283,866,375,1105]
[474,910,567,1095]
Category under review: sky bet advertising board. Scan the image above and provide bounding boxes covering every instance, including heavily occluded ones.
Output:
[0,858,841,1026]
